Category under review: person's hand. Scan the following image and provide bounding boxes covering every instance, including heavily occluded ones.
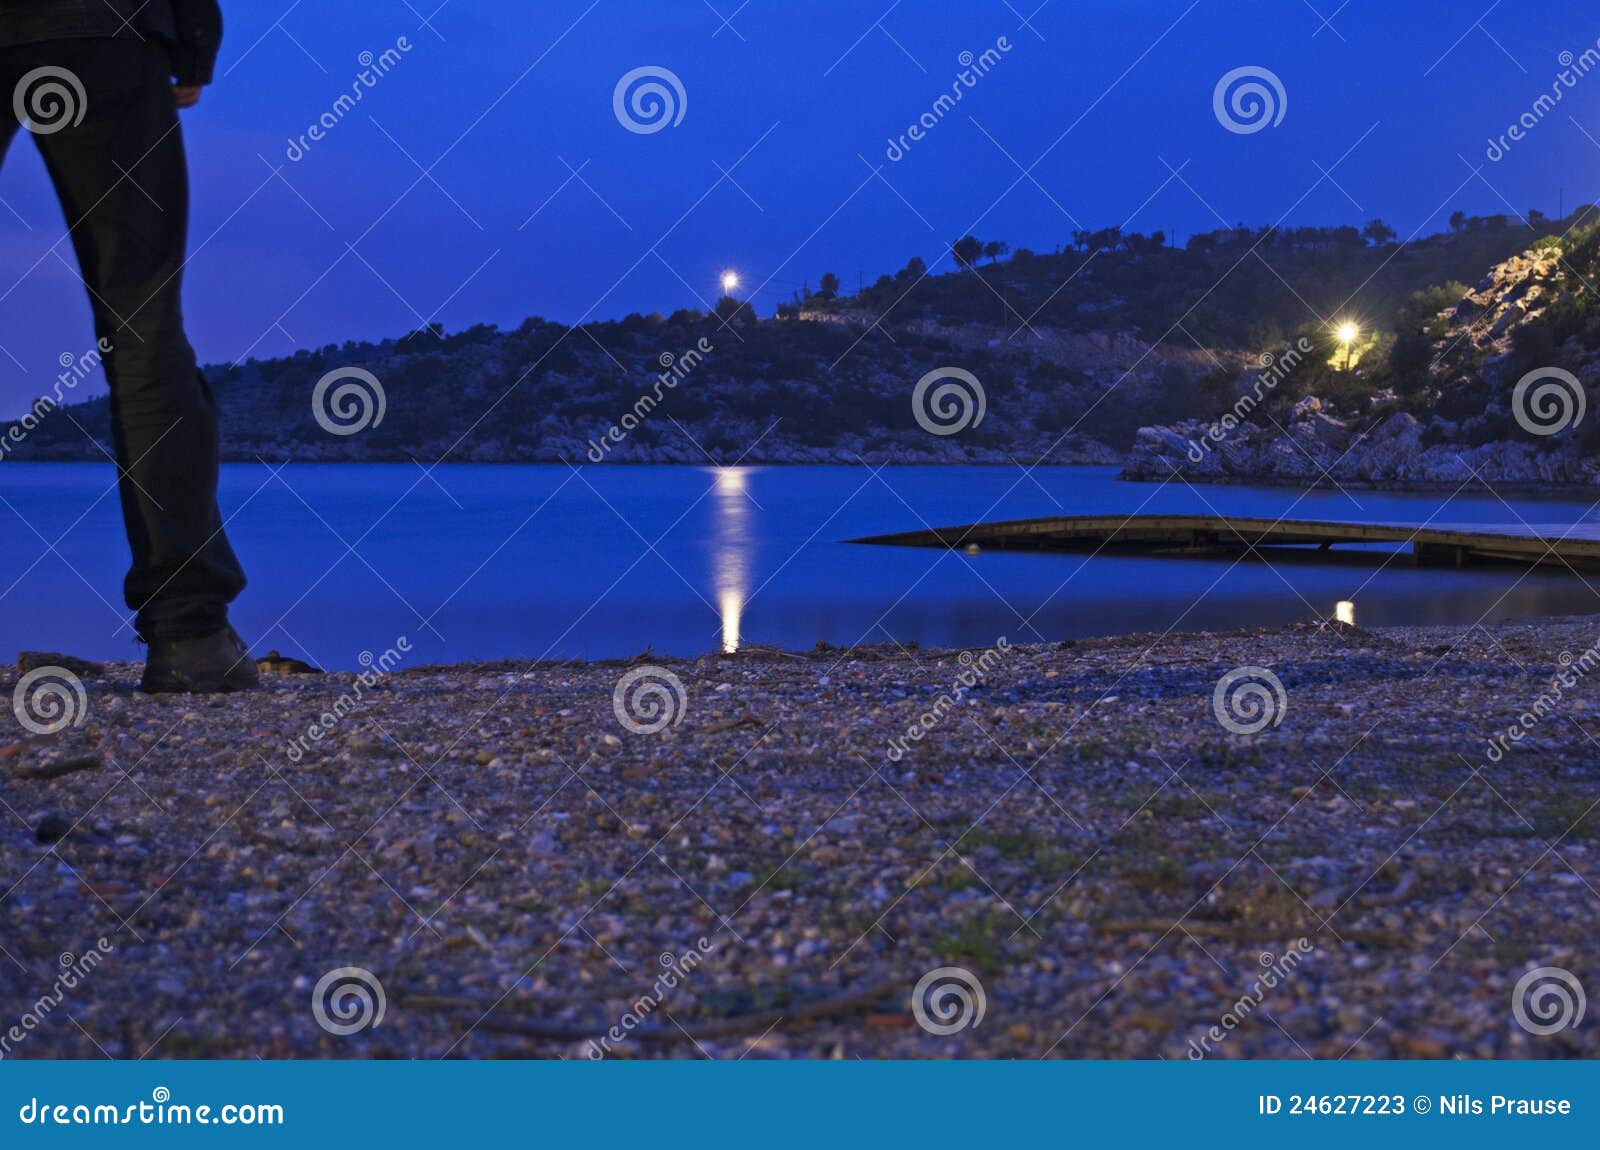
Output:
[173,85,203,109]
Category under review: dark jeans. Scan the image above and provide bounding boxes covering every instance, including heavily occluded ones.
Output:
[1,36,245,641]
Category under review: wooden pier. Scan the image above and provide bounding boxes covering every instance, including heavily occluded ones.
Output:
[850,514,1600,571]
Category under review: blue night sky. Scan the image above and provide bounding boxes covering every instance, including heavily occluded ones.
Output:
[2,0,1596,417]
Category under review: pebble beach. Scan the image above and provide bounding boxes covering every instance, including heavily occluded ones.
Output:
[2,615,1596,1060]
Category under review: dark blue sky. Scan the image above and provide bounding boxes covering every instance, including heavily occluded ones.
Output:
[2,0,1596,417]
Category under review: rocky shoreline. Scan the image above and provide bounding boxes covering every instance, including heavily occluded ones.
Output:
[1124,240,1600,490]
[1122,398,1600,489]
[3,616,1597,1059]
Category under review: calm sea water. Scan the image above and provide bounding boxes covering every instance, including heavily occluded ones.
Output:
[2,463,1598,669]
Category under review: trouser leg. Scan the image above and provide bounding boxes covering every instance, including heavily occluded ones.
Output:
[7,38,245,640]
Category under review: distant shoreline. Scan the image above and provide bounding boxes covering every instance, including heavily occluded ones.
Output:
[7,455,1599,494]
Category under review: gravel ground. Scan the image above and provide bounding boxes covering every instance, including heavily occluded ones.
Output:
[2,615,1597,1060]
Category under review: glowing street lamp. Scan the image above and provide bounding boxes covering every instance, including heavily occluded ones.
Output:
[1336,320,1359,371]
[720,270,740,296]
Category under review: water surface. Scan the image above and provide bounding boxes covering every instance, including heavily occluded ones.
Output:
[2,464,1597,668]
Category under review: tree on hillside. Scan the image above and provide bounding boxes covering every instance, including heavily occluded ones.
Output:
[951,235,983,269]
[818,272,840,299]
[1449,210,1467,232]
[1362,219,1398,245]
[982,240,1009,264]
[897,255,927,281]
[1122,231,1166,255]
[1388,280,1470,390]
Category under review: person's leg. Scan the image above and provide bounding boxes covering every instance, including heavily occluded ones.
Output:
[18,38,247,645]
[0,53,22,175]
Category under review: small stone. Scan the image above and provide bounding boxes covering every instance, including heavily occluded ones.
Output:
[18,651,104,676]
[34,812,72,844]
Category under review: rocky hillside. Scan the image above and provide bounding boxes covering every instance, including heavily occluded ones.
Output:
[1125,220,1600,488]
[5,212,1578,468]
[10,313,1156,466]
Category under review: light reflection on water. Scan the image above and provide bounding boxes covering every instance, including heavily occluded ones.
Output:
[713,466,752,653]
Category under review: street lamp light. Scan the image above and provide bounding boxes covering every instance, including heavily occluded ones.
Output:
[721,271,739,296]
[1336,321,1359,371]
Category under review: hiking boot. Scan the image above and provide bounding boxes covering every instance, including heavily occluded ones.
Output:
[140,626,261,694]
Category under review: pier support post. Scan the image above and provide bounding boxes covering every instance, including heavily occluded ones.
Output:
[1413,541,1469,568]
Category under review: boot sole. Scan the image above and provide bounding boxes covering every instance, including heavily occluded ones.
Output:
[139,670,262,694]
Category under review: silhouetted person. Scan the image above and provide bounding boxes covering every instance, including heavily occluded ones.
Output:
[2,0,256,691]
